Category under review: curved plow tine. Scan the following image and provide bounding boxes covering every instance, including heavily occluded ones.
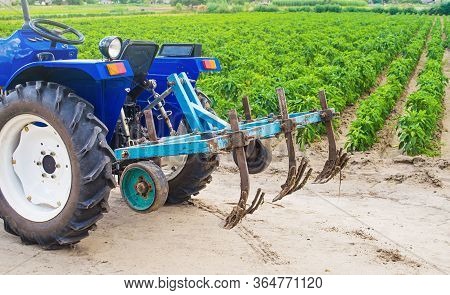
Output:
[224,110,265,230]
[314,90,350,184]
[272,88,313,202]
[315,148,350,184]
[245,188,265,215]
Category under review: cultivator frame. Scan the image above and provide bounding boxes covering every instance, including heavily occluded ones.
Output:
[115,72,349,228]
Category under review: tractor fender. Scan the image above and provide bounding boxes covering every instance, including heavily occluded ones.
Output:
[5,60,134,141]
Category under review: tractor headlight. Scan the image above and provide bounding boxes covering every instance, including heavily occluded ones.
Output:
[99,36,122,60]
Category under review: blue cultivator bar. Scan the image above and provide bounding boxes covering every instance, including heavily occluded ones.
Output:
[114,72,333,161]
[114,72,349,229]
[114,110,328,160]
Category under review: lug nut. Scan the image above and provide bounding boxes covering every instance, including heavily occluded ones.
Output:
[42,173,47,178]
[27,196,32,201]
[36,161,42,166]
[56,164,61,168]
[50,152,56,156]
[41,151,46,155]
[51,175,56,179]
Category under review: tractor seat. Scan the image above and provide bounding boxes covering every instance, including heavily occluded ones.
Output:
[119,40,159,83]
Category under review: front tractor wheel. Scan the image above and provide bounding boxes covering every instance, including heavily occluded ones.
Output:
[0,82,115,248]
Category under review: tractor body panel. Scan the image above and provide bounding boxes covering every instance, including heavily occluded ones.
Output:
[0,29,78,88]
[141,57,221,137]
[6,60,133,141]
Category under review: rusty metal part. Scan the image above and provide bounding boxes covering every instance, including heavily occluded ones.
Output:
[144,109,161,166]
[155,101,176,136]
[314,90,350,184]
[245,188,265,215]
[242,96,253,122]
[241,95,256,156]
[224,109,265,229]
[272,88,313,202]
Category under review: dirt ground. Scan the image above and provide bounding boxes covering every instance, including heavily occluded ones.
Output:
[0,145,448,275]
[0,52,449,276]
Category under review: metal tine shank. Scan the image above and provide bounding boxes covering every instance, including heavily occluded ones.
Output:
[224,109,265,229]
[314,90,350,184]
[272,88,312,202]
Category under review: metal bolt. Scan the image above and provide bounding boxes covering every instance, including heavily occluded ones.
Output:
[11,159,16,165]
[50,152,56,156]
[36,161,42,166]
[41,151,46,155]
[27,196,32,201]
[56,164,61,168]
[42,173,47,178]
[24,126,29,132]
[51,175,56,179]
[57,201,61,207]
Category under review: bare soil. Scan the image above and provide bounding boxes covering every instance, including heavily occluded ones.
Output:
[0,140,449,274]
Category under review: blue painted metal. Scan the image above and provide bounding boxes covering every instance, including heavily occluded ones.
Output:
[0,29,78,88]
[0,29,135,139]
[5,59,134,141]
[114,110,329,161]
[140,57,222,138]
[166,72,229,133]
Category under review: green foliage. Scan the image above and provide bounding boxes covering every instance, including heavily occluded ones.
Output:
[428,2,450,16]
[0,12,431,147]
[253,5,280,12]
[397,23,447,156]
[67,0,83,5]
[171,0,207,6]
[272,0,367,7]
[346,23,431,152]
[314,4,342,13]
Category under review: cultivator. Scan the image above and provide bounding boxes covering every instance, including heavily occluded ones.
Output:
[114,73,349,228]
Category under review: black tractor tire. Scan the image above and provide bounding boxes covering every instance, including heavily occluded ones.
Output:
[166,153,219,204]
[165,90,219,204]
[232,139,272,174]
[0,81,115,249]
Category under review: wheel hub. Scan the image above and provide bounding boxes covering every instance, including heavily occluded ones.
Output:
[135,178,152,197]
[42,154,57,175]
[0,114,72,222]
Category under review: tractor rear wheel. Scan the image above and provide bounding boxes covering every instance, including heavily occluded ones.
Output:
[0,82,115,248]
[161,91,219,204]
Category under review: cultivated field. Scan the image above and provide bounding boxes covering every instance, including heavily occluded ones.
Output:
[0,11,449,274]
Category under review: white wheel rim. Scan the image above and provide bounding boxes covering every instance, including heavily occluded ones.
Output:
[0,114,72,222]
[160,121,188,181]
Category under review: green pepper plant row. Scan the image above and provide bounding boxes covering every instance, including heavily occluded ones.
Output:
[397,21,447,156]
[0,12,430,147]
[345,20,432,152]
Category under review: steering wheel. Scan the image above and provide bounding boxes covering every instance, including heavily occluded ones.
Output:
[28,19,85,45]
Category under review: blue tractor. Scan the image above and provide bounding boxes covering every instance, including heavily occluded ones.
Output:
[0,1,348,248]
